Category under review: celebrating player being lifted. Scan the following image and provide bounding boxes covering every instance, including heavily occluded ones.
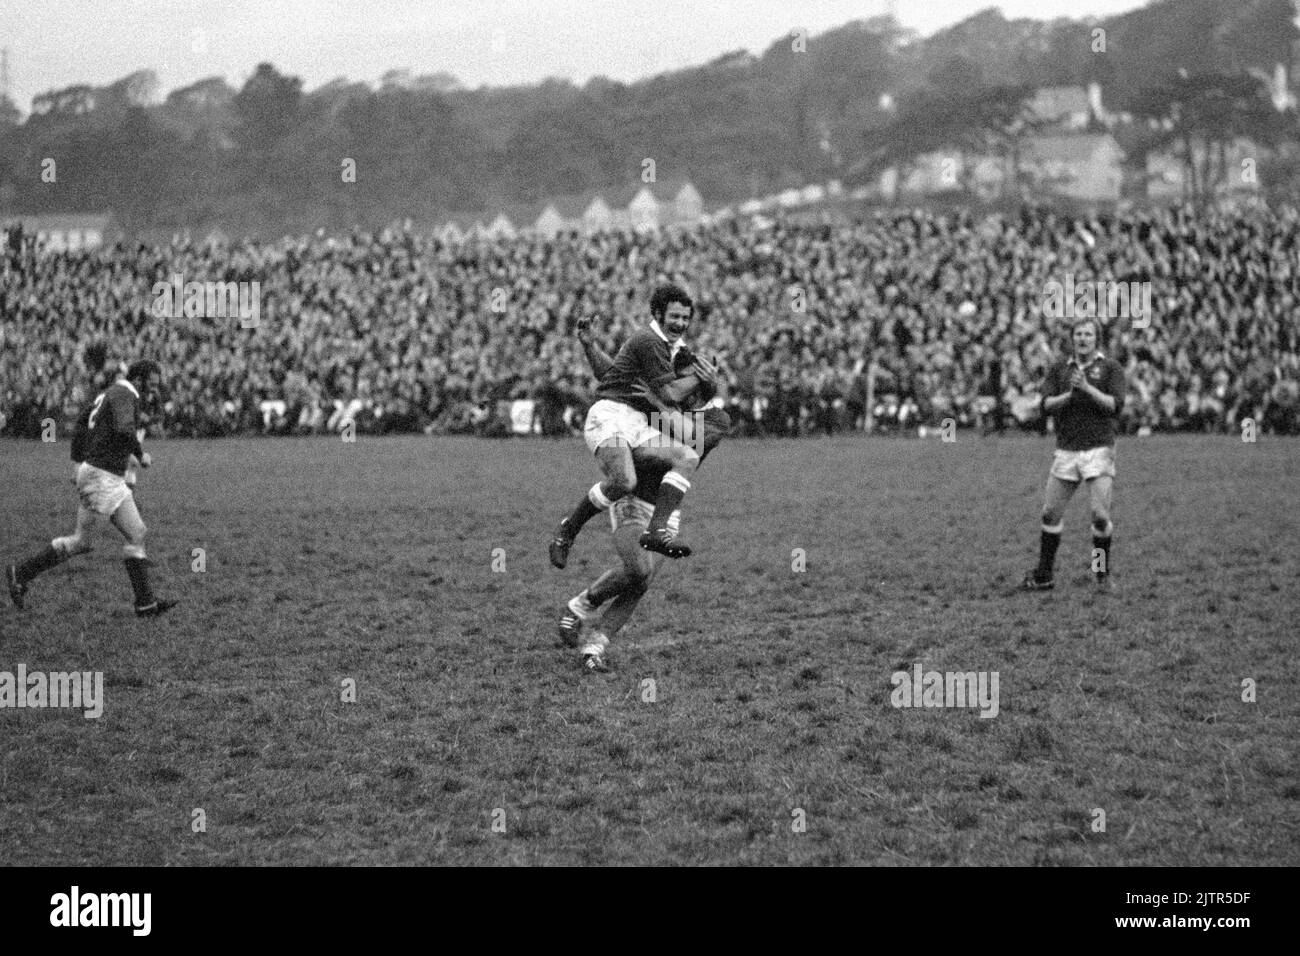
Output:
[7,360,178,618]
[1022,318,1127,591]
[548,282,718,567]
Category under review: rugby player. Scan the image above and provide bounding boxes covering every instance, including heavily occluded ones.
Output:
[7,360,178,617]
[548,283,717,567]
[1022,318,1127,591]
[560,408,729,672]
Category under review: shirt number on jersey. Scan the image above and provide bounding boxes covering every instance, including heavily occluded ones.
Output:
[86,393,106,430]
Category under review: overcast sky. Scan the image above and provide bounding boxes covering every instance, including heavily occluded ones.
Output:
[2,0,1151,112]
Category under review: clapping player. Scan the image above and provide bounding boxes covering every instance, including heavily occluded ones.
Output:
[1022,318,1127,591]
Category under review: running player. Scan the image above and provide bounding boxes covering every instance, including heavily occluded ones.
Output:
[548,283,717,567]
[1022,318,1127,591]
[7,360,178,617]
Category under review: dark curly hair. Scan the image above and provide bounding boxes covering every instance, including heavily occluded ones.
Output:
[649,282,694,321]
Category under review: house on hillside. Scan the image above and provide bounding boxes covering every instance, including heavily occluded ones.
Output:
[898,152,964,197]
[1021,133,1124,202]
[891,151,1007,201]
[532,204,565,238]
[1027,86,1093,132]
[602,179,705,232]
[0,211,114,252]
[483,213,517,239]
[799,183,827,204]
[533,195,589,237]
[673,182,704,223]
[624,187,658,231]
[531,180,705,235]
[435,219,466,243]
[582,195,620,233]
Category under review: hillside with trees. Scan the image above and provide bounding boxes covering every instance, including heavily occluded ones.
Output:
[0,0,1296,235]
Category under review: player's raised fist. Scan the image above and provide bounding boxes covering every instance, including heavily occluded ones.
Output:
[574,315,594,341]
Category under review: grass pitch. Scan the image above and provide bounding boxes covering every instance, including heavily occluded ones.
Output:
[1,433,1296,865]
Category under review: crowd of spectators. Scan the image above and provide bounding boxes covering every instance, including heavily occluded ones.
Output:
[3,203,1299,440]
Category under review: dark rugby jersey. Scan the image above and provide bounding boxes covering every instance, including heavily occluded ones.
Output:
[74,381,143,476]
[596,324,685,416]
[1042,353,1126,451]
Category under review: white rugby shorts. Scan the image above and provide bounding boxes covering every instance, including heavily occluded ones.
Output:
[74,462,134,516]
[609,496,681,535]
[584,399,662,454]
[1050,445,1116,483]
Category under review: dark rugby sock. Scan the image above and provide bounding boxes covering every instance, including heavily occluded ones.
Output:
[1036,526,1062,578]
[648,473,689,532]
[563,483,617,538]
[124,558,156,608]
[1092,533,1112,576]
[16,545,64,583]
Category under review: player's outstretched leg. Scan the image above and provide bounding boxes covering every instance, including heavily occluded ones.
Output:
[558,565,634,645]
[594,563,655,640]
[578,521,659,673]
[636,441,699,558]
[8,507,98,609]
[550,443,636,569]
[1022,476,1077,590]
[111,498,176,618]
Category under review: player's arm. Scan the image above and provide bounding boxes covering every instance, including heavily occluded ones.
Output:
[657,372,706,407]
[655,356,719,407]
[575,317,615,380]
[111,391,146,460]
[1041,364,1071,413]
[134,427,151,468]
[1097,363,1127,416]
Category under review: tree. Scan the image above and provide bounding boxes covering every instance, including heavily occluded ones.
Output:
[233,63,303,148]
[1131,71,1287,204]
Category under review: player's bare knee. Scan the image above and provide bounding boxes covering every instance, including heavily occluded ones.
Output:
[123,523,147,550]
[1091,512,1111,535]
[1041,510,1063,528]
